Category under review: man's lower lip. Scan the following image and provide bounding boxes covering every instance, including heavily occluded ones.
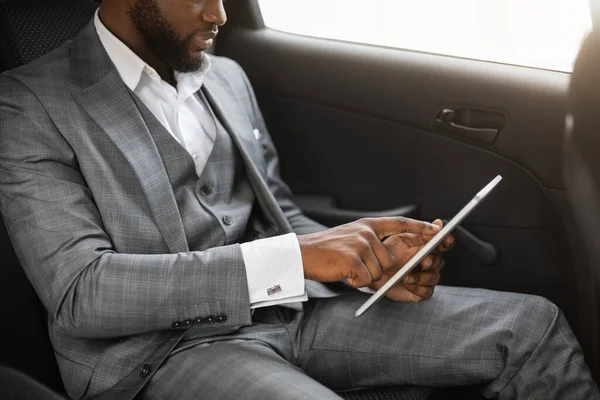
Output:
[194,37,213,50]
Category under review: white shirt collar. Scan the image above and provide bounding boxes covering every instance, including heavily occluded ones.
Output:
[94,10,211,95]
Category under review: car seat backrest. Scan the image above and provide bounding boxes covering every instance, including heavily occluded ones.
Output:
[565,30,600,383]
[0,220,65,392]
[0,0,99,391]
[569,30,600,188]
[0,0,100,73]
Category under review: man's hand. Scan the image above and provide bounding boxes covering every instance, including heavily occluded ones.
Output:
[370,219,454,303]
[297,217,441,288]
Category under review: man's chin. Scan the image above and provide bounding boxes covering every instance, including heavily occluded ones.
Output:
[171,52,205,73]
[188,48,206,65]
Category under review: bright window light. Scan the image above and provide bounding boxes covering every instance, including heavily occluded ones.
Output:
[258,0,593,72]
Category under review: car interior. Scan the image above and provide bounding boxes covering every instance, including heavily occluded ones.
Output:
[0,0,598,399]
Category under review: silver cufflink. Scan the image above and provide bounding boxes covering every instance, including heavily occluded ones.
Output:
[253,128,261,140]
[267,284,282,296]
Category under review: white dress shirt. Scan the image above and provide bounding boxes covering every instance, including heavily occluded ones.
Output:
[94,12,307,309]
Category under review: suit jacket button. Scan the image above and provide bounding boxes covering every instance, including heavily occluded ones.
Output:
[195,317,205,325]
[222,216,233,226]
[205,315,216,324]
[183,319,193,328]
[172,321,182,329]
[216,315,227,324]
[199,185,213,196]
[139,364,151,378]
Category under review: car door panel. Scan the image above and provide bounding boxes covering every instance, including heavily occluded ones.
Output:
[220,29,569,190]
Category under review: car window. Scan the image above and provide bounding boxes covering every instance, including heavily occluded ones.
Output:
[258,0,593,73]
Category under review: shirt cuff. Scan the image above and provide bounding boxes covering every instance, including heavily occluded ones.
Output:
[358,287,376,294]
[240,233,307,309]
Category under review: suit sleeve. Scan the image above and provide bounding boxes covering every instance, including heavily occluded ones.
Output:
[229,61,329,236]
[0,75,253,339]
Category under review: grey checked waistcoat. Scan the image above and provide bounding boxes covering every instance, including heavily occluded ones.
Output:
[133,90,255,251]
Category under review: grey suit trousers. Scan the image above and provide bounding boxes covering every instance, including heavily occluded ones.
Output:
[140,286,600,400]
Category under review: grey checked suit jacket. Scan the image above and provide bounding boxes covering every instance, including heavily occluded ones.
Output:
[0,21,338,400]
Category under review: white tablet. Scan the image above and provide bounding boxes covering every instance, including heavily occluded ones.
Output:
[354,175,503,318]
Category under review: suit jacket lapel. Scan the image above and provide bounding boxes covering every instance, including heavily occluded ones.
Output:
[202,75,293,234]
[70,23,189,254]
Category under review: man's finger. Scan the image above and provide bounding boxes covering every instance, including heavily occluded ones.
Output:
[421,253,441,270]
[360,245,384,282]
[368,235,396,272]
[367,217,440,240]
[403,270,440,287]
[384,232,430,251]
[344,260,373,288]
[421,255,434,269]
[403,284,435,301]
[430,219,455,252]
[437,234,455,252]
[422,254,444,272]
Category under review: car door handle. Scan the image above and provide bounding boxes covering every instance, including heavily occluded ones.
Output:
[435,108,503,144]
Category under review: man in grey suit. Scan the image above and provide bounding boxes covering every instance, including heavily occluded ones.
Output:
[0,0,598,399]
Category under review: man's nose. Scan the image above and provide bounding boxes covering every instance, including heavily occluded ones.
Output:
[203,0,227,26]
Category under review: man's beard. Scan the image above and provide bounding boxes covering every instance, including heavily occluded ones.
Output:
[128,0,205,73]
